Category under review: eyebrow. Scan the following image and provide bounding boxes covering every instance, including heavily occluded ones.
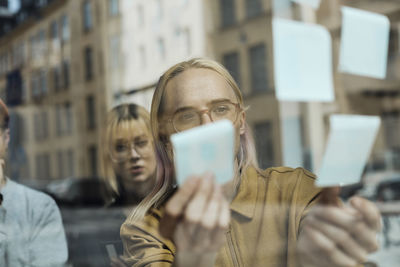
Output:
[115,134,148,143]
[174,98,233,114]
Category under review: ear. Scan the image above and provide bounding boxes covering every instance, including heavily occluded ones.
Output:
[239,111,246,135]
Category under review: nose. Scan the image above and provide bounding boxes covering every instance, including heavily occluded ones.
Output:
[129,146,141,159]
[200,112,213,125]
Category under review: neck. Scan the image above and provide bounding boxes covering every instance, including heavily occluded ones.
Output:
[222,158,241,202]
[118,173,156,205]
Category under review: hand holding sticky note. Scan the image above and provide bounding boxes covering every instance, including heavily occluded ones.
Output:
[171,120,234,185]
[316,115,381,187]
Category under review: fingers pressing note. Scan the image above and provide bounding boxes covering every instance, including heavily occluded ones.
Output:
[160,176,201,239]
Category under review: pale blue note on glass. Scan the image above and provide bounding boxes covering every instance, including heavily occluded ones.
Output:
[339,7,390,79]
[171,120,234,185]
[273,18,334,102]
[316,115,381,187]
[291,0,321,9]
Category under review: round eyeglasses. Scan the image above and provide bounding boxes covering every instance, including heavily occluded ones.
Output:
[169,101,242,132]
[110,138,152,162]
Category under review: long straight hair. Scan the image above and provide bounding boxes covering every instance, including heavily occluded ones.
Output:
[129,58,260,222]
[100,103,152,200]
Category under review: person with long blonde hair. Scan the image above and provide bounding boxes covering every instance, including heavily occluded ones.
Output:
[101,103,157,206]
[121,58,381,267]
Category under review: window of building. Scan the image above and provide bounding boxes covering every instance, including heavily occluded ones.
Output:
[50,20,58,40]
[60,15,70,41]
[83,1,93,32]
[88,145,98,176]
[55,102,73,136]
[34,111,48,141]
[53,66,61,92]
[220,0,236,28]
[31,72,40,98]
[86,95,96,130]
[84,46,93,81]
[31,69,47,98]
[62,60,70,88]
[35,153,51,179]
[254,121,274,169]
[245,0,263,19]
[57,149,74,178]
[12,42,24,68]
[109,0,119,16]
[41,110,48,140]
[157,38,165,61]
[38,29,47,56]
[39,69,47,95]
[55,104,62,136]
[109,35,120,69]
[249,43,269,93]
[57,150,64,179]
[0,52,9,76]
[223,51,241,87]
[65,102,73,135]
[33,113,40,140]
[67,149,75,177]
[29,35,35,59]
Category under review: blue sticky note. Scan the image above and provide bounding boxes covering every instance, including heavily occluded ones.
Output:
[316,115,381,187]
[171,120,235,185]
[339,7,390,79]
[273,18,335,102]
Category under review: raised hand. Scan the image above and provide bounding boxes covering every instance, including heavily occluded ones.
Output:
[297,191,381,267]
[159,173,230,267]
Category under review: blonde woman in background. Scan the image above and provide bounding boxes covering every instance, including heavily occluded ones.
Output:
[98,103,157,267]
[101,103,157,207]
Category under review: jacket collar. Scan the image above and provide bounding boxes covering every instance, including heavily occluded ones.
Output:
[230,166,259,220]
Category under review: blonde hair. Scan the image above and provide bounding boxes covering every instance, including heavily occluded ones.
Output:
[100,103,151,200]
[129,58,259,222]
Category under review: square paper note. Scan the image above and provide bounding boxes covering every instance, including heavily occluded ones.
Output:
[339,7,390,79]
[316,115,381,187]
[171,120,234,185]
[273,18,334,102]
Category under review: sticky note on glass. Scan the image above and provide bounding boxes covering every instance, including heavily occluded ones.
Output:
[291,0,321,9]
[339,7,390,79]
[171,120,234,185]
[273,18,334,102]
[316,115,381,187]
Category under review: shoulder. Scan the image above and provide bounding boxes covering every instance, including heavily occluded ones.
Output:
[121,208,168,244]
[122,208,162,231]
[261,166,316,185]
[11,180,57,206]
[260,166,320,201]
[262,166,316,180]
[121,208,176,264]
[7,180,60,221]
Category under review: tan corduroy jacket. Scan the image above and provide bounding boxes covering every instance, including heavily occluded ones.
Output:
[121,167,321,267]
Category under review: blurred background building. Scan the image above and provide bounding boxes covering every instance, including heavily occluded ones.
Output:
[0,0,400,183]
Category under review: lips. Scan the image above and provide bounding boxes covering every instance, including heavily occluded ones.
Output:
[130,166,144,174]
